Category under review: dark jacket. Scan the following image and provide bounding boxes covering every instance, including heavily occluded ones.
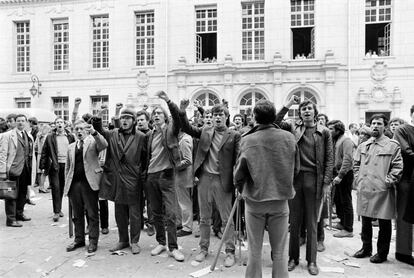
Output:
[39,129,75,173]
[293,121,334,200]
[93,117,147,205]
[234,124,299,202]
[145,101,181,173]
[171,103,240,193]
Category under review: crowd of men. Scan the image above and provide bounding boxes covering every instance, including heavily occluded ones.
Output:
[1,93,414,278]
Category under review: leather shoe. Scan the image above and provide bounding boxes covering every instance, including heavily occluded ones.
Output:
[26,199,36,205]
[6,221,22,227]
[88,243,97,253]
[177,229,192,237]
[370,253,387,263]
[308,262,319,275]
[66,241,85,252]
[16,215,31,221]
[53,213,59,222]
[109,242,130,252]
[353,248,372,258]
[101,228,109,235]
[288,259,299,271]
[395,252,414,266]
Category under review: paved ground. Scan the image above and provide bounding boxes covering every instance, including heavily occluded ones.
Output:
[0,189,413,278]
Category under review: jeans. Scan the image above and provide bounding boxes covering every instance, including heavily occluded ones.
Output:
[147,169,178,251]
[198,172,235,253]
[245,200,289,278]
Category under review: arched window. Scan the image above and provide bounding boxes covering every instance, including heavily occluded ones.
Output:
[239,91,267,114]
[194,91,220,109]
[287,89,318,120]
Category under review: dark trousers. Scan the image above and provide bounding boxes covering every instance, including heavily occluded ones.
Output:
[140,182,153,229]
[289,171,318,263]
[69,179,99,244]
[49,163,65,214]
[396,178,413,255]
[334,171,354,232]
[99,200,109,229]
[361,216,391,258]
[115,202,141,244]
[193,185,200,221]
[5,166,30,223]
[300,209,325,242]
[146,169,178,251]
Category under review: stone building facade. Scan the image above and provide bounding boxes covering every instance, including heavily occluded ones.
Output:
[0,0,413,125]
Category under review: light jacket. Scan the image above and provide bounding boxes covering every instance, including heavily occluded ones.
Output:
[0,129,36,184]
[175,132,193,188]
[333,134,354,178]
[353,135,403,219]
[234,124,299,202]
[64,132,108,195]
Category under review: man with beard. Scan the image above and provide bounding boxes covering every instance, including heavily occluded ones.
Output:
[392,107,414,266]
[40,117,75,222]
[92,108,147,254]
[64,120,107,253]
[353,114,403,263]
[0,114,36,227]
[169,95,241,267]
[327,120,354,238]
[288,101,333,276]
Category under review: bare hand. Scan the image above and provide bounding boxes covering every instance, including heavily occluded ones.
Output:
[85,124,95,135]
[332,176,342,185]
[155,91,170,102]
[180,99,190,110]
[116,103,123,110]
[100,104,108,111]
[74,98,82,106]
[193,100,201,108]
[285,95,299,108]
[246,107,252,116]
[323,184,331,200]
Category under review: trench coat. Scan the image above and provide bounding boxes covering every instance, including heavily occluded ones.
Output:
[92,117,147,205]
[353,135,403,219]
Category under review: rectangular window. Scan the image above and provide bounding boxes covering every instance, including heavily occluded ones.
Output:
[15,21,30,72]
[365,0,392,56]
[52,18,69,71]
[91,15,109,69]
[15,97,31,108]
[52,97,69,121]
[195,6,217,63]
[291,0,314,27]
[242,2,264,61]
[135,11,155,66]
[91,95,109,125]
[291,0,315,59]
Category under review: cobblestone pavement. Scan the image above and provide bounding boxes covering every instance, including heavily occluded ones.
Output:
[1,190,413,278]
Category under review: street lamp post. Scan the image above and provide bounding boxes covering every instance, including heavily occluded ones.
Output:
[29,74,42,97]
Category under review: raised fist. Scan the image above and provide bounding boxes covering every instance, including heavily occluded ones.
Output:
[100,104,108,110]
[74,98,82,105]
[155,91,169,102]
[116,103,123,110]
[143,104,149,111]
[180,99,190,110]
